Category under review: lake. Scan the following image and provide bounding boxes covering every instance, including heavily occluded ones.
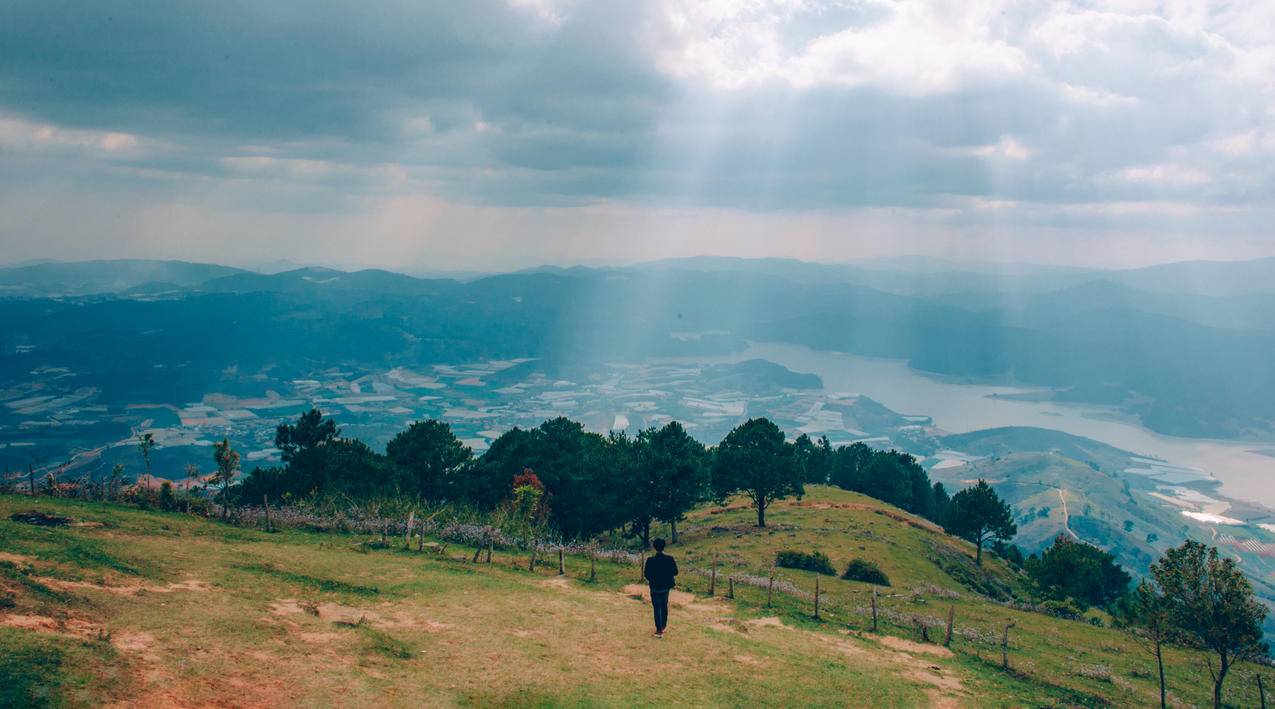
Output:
[714,342,1275,508]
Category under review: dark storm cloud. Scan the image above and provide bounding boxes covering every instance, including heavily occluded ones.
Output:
[1,1,1273,267]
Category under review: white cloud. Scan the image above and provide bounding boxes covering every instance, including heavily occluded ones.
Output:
[656,0,1029,94]
[960,136,1031,161]
[1104,163,1212,187]
[0,114,144,156]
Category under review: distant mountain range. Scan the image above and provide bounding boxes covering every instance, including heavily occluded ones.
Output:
[0,259,246,297]
[1,256,1273,439]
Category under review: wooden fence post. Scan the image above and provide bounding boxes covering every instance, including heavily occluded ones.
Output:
[589,550,596,582]
[417,531,425,553]
[380,521,387,547]
[558,547,565,576]
[404,511,415,550]
[638,553,646,582]
[1259,674,1267,709]
[915,616,929,643]
[528,548,536,572]
[944,606,955,647]
[709,554,718,596]
[1001,622,1015,670]
[486,538,493,564]
[871,588,878,633]
[767,568,775,607]
[727,577,734,599]
[262,494,273,533]
[813,576,821,620]
[472,543,483,563]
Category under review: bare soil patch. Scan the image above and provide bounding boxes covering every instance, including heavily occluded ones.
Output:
[746,616,788,629]
[112,631,156,653]
[870,633,955,657]
[0,612,103,639]
[35,576,212,596]
[268,598,451,632]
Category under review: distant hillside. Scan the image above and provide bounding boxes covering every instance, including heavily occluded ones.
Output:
[198,267,460,297]
[0,259,245,296]
[938,427,1135,472]
[700,359,821,393]
[1116,256,1275,296]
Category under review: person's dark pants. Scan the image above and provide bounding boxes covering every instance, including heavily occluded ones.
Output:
[650,589,670,632]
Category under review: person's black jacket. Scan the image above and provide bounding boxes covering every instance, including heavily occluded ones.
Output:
[644,552,678,591]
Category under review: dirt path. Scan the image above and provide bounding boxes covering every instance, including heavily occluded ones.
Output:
[1056,487,1079,540]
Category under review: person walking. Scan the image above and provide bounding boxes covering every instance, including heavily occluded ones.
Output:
[643,538,678,637]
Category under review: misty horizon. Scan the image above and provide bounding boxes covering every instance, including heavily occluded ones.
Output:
[6,253,1275,277]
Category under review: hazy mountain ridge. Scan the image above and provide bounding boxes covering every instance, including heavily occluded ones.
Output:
[2,257,1273,439]
[0,259,247,296]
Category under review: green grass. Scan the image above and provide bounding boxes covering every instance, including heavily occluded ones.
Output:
[1,491,1271,707]
[231,562,382,597]
[0,628,122,708]
[348,624,415,660]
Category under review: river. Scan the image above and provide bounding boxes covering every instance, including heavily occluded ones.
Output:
[720,342,1275,508]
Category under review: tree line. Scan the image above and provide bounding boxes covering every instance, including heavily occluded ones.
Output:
[229,409,967,544]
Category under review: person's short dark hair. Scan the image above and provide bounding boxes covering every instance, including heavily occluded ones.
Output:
[653,538,666,552]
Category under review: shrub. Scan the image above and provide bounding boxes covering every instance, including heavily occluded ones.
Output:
[1041,598,1084,620]
[841,559,891,586]
[159,482,177,511]
[775,550,836,575]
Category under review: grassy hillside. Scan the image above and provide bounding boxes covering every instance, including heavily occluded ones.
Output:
[1,489,1269,707]
[929,450,1275,640]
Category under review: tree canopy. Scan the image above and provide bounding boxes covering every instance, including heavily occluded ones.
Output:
[1151,539,1267,709]
[386,420,472,501]
[633,421,709,545]
[1025,534,1131,609]
[942,479,1016,566]
[825,443,947,522]
[712,418,803,527]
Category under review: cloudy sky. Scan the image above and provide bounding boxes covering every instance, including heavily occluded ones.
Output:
[2,0,1273,270]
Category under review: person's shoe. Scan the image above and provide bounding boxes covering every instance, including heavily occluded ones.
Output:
[654,630,664,638]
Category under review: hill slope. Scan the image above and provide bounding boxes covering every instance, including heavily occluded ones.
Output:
[1,489,1269,707]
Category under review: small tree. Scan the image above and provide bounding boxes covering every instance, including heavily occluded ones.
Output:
[183,463,200,512]
[27,451,47,497]
[712,418,802,527]
[1120,580,1173,709]
[1152,540,1267,709]
[107,463,125,500]
[212,438,240,520]
[136,432,156,490]
[942,479,1016,566]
